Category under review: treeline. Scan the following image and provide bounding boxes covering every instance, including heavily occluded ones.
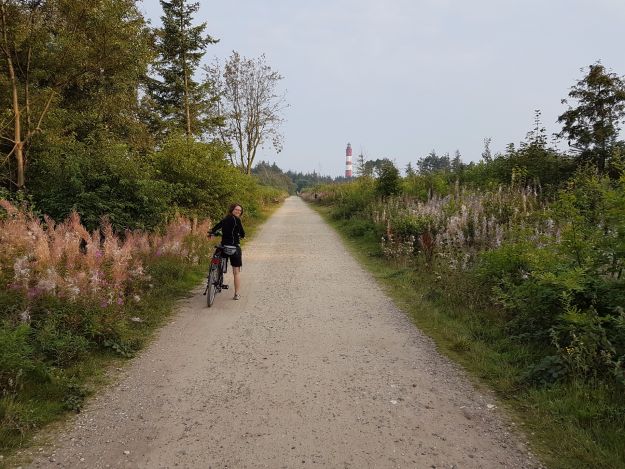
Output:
[305,64,625,468]
[252,161,338,194]
[0,0,288,229]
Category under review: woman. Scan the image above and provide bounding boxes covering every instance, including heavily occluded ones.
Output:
[209,203,245,300]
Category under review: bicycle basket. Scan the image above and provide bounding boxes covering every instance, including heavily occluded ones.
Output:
[222,245,237,256]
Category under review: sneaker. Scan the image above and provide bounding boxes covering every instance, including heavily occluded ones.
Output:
[233,293,241,300]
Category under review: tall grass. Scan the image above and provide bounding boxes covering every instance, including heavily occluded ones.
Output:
[0,200,211,306]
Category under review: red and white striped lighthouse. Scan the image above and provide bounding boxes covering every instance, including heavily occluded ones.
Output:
[345,143,353,178]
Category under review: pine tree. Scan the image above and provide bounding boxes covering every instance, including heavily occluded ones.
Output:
[405,162,415,177]
[558,63,625,173]
[146,0,218,139]
[451,150,463,174]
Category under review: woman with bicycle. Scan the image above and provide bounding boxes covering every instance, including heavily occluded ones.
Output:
[209,203,245,300]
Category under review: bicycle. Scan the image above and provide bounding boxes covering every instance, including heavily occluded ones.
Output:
[204,243,237,307]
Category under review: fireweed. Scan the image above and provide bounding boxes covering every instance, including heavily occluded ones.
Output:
[0,200,212,307]
[368,185,561,269]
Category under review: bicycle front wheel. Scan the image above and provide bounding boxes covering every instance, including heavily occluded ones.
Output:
[207,266,219,307]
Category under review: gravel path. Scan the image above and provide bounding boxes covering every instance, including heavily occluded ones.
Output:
[27,196,540,468]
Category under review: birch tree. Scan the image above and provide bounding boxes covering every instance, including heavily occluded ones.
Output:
[209,52,287,174]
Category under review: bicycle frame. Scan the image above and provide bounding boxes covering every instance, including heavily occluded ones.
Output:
[204,245,229,307]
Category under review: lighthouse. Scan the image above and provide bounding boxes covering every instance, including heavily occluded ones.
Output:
[345,143,353,178]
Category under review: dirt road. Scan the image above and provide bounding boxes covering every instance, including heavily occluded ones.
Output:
[28,196,539,468]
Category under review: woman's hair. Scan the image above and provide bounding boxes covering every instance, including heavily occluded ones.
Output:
[227,203,243,216]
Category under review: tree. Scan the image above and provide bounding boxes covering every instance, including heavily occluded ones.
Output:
[558,63,625,173]
[481,137,493,163]
[208,51,287,174]
[405,162,415,177]
[252,160,295,194]
[362,158,391,177]
[355,152,371,177]
[417,150,451,174]
[375,159,400,197]
[451,150,463,174]
[146,0,218,140]
[0,0,153,190]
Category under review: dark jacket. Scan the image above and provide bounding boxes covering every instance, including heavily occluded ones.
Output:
[210,215,245,246]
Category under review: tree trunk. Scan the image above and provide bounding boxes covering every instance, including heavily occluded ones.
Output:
[9,57,24,187]
[1,3,25,188]
[179,4,191,140]
[183,63,191,139]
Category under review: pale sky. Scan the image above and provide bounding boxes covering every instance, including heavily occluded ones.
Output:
[139,0,625,176]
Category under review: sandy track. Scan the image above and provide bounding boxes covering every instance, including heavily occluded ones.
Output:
[28,196,539,468]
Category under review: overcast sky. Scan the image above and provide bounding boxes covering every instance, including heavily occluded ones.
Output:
[139,0,625,176]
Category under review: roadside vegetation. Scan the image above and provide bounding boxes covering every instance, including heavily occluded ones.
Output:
[0,0,288,458]
[304,64,625,469]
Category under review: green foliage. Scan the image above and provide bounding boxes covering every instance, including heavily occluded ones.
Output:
[61,379,89,412]
[342,218,380,239]
[391,214,431,240]
[253,161,296,194]
[285,170,335,193]
[28,136,170,231]
[151,134,263,220]
[0,397,40,440]
[145,0,219,138]
[314,178,376,220]
[402,172,450,200]
[558,63,625,173]
[0,324,36,394]
[478,168,625,383]
[0,0,155,188]
[416,150,451,174]
[375,160,401,197]
[35,321,90,367]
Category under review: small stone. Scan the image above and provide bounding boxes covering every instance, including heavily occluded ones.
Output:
[461,408,473,420]
[123,450,130,455]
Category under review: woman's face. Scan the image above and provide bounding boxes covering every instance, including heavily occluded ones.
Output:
[232,205,242,217]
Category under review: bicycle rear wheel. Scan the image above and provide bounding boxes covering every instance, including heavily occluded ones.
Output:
[207,265,219,307]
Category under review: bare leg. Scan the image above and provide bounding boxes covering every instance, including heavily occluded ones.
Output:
[233,267,241,295]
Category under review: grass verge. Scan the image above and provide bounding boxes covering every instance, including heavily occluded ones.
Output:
[313,204,625,469]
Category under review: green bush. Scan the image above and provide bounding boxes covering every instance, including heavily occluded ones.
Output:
[152,135,264,222]
[344,219,377,238]
[28,136,171,231]
[478,168,625,383]
[391,214,431,239]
